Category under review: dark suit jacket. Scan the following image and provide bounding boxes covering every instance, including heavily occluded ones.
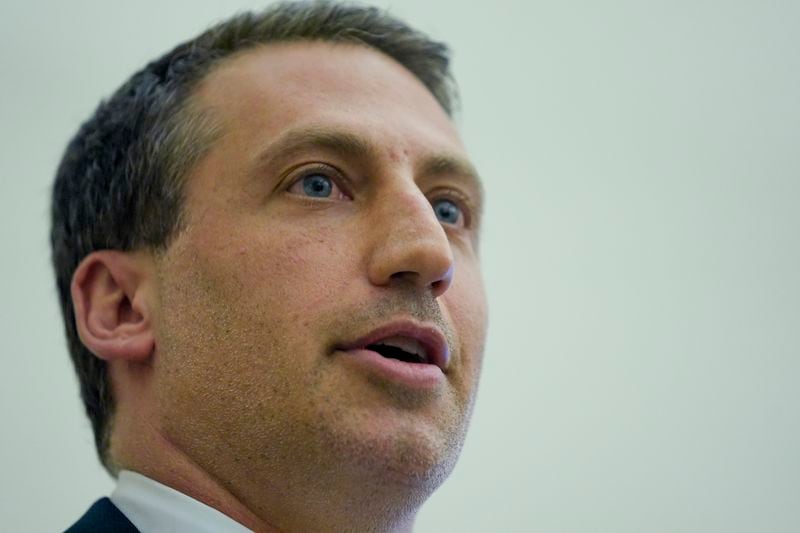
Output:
[65,498,139,532]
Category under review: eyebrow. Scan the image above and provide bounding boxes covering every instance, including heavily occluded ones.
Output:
[418,154,485,206]
[255,126,378,170]
[254,125,484,213]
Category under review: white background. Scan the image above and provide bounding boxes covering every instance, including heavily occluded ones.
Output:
[1,1,799,531]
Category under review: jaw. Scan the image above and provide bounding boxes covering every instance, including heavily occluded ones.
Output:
[108,351,470,533]
[110,416,438,533]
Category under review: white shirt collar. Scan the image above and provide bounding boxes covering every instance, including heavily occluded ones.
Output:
[110,470,253,533]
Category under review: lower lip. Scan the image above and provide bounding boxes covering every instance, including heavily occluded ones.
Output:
[335,348,445,388]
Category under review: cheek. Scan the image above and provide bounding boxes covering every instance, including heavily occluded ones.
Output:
[156,217,354,355]
[444,259,488,376]
[153,223,354,431]
[213,222,356,321]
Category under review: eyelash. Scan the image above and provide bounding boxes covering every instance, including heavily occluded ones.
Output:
[429,188,473,228]
[286,163,351,198]
[285,164,474,227]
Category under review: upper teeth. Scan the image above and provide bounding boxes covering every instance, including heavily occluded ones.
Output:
[375,336,427,360]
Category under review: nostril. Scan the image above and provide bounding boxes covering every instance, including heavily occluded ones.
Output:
[390,271,418,283]
[431,265,453,297]
[389,269,450,296]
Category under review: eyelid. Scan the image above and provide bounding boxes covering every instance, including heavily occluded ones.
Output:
[429,187,475,228]
[285,162,352,199]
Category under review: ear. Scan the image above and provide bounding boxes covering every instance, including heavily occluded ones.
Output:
[71,250,155,362]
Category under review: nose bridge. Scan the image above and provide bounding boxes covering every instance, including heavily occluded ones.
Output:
[367,181,454,297]
[387,186,444,244]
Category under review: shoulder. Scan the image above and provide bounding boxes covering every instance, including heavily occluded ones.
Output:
[64,497,139,533]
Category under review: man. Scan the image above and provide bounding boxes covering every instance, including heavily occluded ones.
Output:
[52,1,487,531]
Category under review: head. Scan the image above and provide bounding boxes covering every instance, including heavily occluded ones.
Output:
[52,0,486,529]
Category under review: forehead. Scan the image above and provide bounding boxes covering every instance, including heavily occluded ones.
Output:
[191,41,467,161]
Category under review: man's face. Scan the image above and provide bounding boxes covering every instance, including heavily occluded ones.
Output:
[149,42,487,500]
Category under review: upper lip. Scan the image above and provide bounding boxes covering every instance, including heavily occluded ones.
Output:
[336,320,451,372]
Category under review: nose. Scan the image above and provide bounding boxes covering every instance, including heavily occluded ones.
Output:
[366,188,454,298]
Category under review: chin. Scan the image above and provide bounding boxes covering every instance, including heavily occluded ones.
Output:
[332,415,467,494]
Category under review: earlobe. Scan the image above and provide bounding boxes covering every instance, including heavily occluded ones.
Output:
[71,250,155,362]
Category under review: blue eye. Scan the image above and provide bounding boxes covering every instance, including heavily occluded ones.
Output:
[432,198,462,225]
[301,174,333,197]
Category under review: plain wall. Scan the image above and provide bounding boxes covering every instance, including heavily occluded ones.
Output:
[1,1,798,531]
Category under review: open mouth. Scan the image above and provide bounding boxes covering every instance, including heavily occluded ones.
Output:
[336,321,450,372]
[366,336,429,365]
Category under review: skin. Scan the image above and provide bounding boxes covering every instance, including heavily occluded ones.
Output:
[73,42,487,532]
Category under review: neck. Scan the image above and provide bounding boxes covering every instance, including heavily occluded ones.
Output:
[110,414,424,532]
